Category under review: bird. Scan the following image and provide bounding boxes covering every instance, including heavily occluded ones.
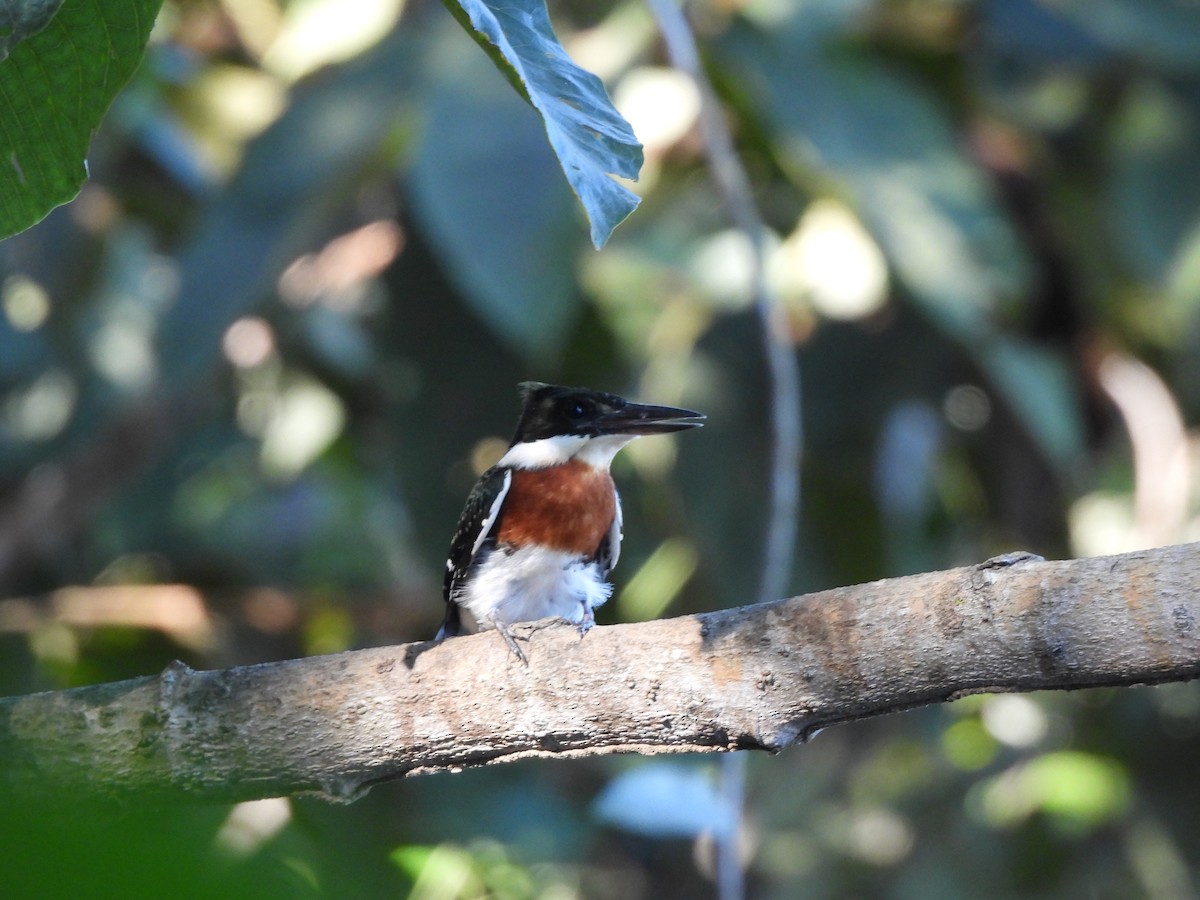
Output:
[437,381,705,660]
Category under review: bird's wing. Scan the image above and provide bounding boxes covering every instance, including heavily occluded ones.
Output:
[439,467,512,638]
[593,489,623,579]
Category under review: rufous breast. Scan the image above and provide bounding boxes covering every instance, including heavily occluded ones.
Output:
[496,460,616,556]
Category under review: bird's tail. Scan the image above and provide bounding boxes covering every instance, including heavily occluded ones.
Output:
[434,603,461,640]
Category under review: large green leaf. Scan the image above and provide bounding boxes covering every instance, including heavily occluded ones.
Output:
[0,0,163,239]
[444,0,643,248]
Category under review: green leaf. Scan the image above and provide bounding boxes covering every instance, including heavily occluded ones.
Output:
[444,0,643,248]
[0,0,162,240]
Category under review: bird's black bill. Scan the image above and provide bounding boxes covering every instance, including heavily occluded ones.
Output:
[598,402,706,436]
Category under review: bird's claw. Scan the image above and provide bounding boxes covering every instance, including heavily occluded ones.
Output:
[979,550,1044,570]
[495,612,595,662]
[576,608,595,639]
[497,623,529,665]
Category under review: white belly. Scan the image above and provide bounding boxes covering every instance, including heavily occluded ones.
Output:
[456,545,612,632]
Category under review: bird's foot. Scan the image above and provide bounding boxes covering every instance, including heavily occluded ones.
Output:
[496,618,566,664]
[496,623,529,665]
[979,550,1045,569]
[575,606,595,639]
[496,613,594,662]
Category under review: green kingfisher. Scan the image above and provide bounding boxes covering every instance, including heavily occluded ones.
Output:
[437,382,705,660]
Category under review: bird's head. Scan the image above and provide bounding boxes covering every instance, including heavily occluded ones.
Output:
[499,382,705,470]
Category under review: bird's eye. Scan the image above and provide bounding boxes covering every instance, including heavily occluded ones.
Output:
[565,400,591,419]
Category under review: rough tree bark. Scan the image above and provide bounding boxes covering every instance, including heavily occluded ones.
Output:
[1,543,1197,804]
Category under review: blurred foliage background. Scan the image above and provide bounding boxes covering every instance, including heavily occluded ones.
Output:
[3,0,1200,897]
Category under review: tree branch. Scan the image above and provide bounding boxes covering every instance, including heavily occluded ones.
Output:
[2,543,1198,804]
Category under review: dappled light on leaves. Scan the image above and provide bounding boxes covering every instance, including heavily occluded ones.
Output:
[278,220,404,310]
[981,695,1049,750]
[2,369,76,442]
[303,603,354,656]
[222,316,276,369]
[834,807,914,868]
[613,65,701,190]
[942,717,1000,772]
[771,199,889,322]
[468,436,508,478]
[262,0,406,81]
[392,840,578,900]
[613,67,701,155]
[214,797,293,859]
[258,379,346,479]
[0,584,217,653]
[1,275,51,332]
[617,536,699,622]
[241,587,300,635]
[942,384,992,433]
[179,65,288,177]
[687,229,764,311]
[972,752,1131,834]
